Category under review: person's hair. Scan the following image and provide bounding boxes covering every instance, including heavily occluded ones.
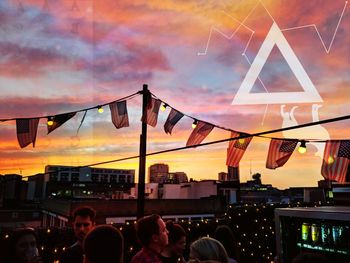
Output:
[83,225,124,263]
[72,206,96,223]
[291,253,331,263]
[10,227,38,247]
[214,225,240,261]
[3,228,38,263]
[190,237,228,263]
[166,221,186,244]
[136,214,161,247]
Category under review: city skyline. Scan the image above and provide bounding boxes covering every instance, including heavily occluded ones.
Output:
[0,0,349,189]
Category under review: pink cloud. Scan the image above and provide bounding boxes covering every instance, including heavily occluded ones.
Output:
[0,42,67,77]
[0,96,97,118]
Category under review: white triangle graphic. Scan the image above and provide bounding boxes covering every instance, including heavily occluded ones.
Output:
[232,22,323,105]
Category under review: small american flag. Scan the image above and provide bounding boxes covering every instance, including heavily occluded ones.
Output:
[186,121,214,147]
[109,100,129,129]
[164,108,184,134]
[16,118,40,148]
[321,140,350,183]
[141,97,161,127]
[226,131,253,167]
[266,139,297,169]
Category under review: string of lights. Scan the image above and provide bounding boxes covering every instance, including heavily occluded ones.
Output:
[8,107,349,182]
[0,202,329,263]
[1,88,349,179]
[70,109,350,166]
[0,91,141,122]
[150,91,350,143]
[0,88,348,144]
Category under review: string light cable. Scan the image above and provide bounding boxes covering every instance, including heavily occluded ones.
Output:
[14,109,350,181]
[0,91,141,122]
[2,88,350,180]
[149,91,343,143]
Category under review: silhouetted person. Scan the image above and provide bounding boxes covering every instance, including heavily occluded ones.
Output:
[83,225,123,263]
[214,225,240,263]
[60,206,96,263]
[131,214,169,263]
[160,221,186,263]
[4,227,42,263]
[188,237,229,263]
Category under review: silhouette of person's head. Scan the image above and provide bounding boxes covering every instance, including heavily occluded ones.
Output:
[83,225,123,263]
[166,221,186,254]
[5,227,40,263]
[72,206,96,244]
[189,237,228,263]
[214,225,240,262]
[136,214,168,252]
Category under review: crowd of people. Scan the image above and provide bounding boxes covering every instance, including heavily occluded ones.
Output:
[1,206,331,263]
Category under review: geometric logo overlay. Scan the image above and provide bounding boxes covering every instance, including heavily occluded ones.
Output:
[232,22,323,105]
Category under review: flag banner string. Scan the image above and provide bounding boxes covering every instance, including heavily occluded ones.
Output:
[149,91,350,143]
[1,88,349,143]
[3,87,350,183]
[0,91,141,122]
[17,111,350,180]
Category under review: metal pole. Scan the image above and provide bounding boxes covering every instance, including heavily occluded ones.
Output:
[137,84,148,219]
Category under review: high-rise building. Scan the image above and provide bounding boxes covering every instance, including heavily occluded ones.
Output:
[218,167,240,182]
[218,172,227,181]
[4,174,23,200]
[45,165,135,184]
[42,165,135,199]
[167,172,188,184]
[149,163,169,183]
[228,166,240,181]
[149,164,188,184]
[27,173,45,201]
[173,172,188,183]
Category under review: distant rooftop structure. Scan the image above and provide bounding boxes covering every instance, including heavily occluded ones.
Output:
[45,165,135,184]
[149,163,168,183]
[218,167,240,183]
[149,163,188,184]
[24,165,136,200]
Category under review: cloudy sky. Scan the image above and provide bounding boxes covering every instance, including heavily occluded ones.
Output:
[0,0,349,189]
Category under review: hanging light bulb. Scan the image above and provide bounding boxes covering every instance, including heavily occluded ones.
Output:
[192,119,198,129]
[161,103,167,111]
[327,156,334,164]
[238,138,245,144]
[97,106,104,113]
[47,117,54,126]
[298,140,307,154]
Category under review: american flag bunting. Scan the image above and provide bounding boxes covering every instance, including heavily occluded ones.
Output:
[186,121,214,147]
[226,131,253,167]
[109,100,129,129]
[164,108,184,134]
[266,139,297,169]
[141,97,161,127]
[16,118,40,148]
[321,140,350,183]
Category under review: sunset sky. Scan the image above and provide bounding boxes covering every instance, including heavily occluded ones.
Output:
[0,0,349,189]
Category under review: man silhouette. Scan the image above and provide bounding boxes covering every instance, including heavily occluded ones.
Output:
[131,214,168,263]
[83,225,123,263]
[60,207,96,263]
